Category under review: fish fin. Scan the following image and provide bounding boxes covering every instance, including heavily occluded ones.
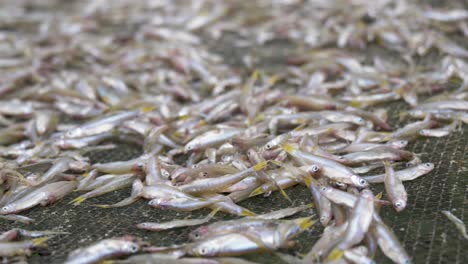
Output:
[253,160,268,171]
[267,74,279,86]
[208,207,221,218]
[350,100,363,108]
[32,237,50,246]
[293,123,306,131]
[394,85,405,97]
[282,143,295,154]
[302,175,313,187]
[240,208,257,217]
[326,248,344,261]
[249,187,265,197]
[81,172,89,177]
[306,203,315,208]
[270,160,283,167]
[92,204,110,208]
[382,161,391,166]
[294,217,316,230]
[278,187,292,203]
[375,192,383,200]
[69,196,87,206]
[141,106,155,113]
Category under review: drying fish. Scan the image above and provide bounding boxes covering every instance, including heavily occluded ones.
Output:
[0,237,49,257]
[383,162,407,212]
[64,236,141,264]
[364,163,434,183]
[441,210,468,240]
[136,209,218,231]
[1,181,77,214]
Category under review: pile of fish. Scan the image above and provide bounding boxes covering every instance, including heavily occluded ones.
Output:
[0,0,467,263]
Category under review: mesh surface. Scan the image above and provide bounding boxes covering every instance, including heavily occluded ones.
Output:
[0,1,467,264]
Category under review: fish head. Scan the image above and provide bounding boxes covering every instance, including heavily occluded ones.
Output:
[307,164,321,174]
[334,181,347,190]
[187,241,216,257]
[360,189,375,200]
[189,226,209,240]
[353,117,366,126]
[121,241,140,254]
[184,142,199,153]
[393,200,406,212]
[350,175,368,188]
[418,162,434,172]
[389,140,408,149]
[147,198,168,209]
[0,204,17,215]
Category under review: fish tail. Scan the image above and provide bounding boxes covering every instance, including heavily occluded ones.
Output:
[375,192,383,200]
[249,187,265,197]
[350,100,363,108]
[303,175,313,187]
[253,160,268,171]
[240,208,257,217]
[92,204,110,208]
[294,217,316,230]
[278,187,292,203]
[69,196,87,206]
[270,160,283,167]
[208,207,221,218]
[141,106,155,113]
[326,248,344,261]
[32,237,50,247]
[281,143,295,154]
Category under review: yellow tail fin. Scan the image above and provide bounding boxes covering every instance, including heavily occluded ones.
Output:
[69,196,87,206]
[249,186,265,197]
[32,237,50,246]
[326,248,344,261]
[240,208,257,217]
[208,207,221,218]
[294,217,316,230]
[282,143,295,154]
[253,160,268,171]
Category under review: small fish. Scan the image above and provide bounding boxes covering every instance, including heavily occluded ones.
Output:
[136,208,218,231]
[338,189,374,249]
[0,237,49,257]
[383,162,407,212]
[64,237,141,264]
[1,181,77,214]
[363,163,434,183]
[441,210,468,240]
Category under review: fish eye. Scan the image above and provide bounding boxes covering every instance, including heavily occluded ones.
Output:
[202,172,208,177]
[311,165,319,172]
[400,140,406,145]
[359,179,367,185]
[320,186,327,191]
[1,206,8,212]
[337,156,345,160]
[424,163,431,167]
[129,245,138,253]
[187,145,193,150]
[193,232,200,238]
[199,247,208,255]
[357,118,364,123]
[265,144,271,150]
[395,201,403,208]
